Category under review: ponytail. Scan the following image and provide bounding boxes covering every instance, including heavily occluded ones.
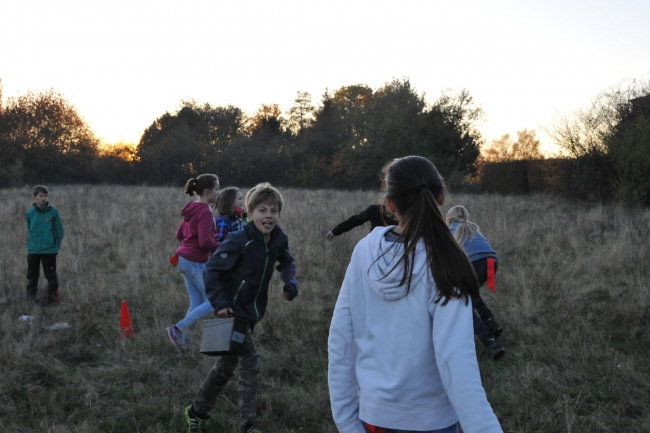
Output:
[446,205,479,246]
[184,178,198,196]
[184,174,219,197]
[381,156,479,305]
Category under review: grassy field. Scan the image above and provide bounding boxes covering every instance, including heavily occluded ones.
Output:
[0,185,649,432]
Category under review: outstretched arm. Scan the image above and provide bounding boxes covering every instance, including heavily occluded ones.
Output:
[329,206,374,237]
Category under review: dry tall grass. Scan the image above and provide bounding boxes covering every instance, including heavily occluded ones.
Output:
[1,186,649,432]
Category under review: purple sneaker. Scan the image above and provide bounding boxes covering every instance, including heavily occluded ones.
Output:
[165,325,190,353]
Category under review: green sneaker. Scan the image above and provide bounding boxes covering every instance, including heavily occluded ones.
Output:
[185,405,209,433]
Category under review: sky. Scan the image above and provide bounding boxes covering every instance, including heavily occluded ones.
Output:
[1,0,649,153]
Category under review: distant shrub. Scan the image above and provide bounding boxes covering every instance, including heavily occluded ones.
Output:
[0,159,24,187]
[478,157,616,201]
[607,106,650,205]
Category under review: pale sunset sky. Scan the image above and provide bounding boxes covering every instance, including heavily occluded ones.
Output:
[2,0,649,153]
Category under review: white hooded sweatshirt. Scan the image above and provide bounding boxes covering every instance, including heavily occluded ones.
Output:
[328,227,503,433]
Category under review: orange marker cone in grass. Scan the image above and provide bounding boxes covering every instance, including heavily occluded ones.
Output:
[120,300,134,337]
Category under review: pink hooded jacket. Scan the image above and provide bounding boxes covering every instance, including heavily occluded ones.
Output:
[175,201,219,263]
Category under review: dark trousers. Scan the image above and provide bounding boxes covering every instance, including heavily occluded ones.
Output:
[193,326,260,431]
[471,258,498,343]
[26,254,59,299]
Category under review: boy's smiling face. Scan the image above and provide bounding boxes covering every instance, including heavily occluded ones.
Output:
[250,201,279,236]
[34,192,48,208]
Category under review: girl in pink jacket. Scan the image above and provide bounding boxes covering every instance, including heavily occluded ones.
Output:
[166,174,220,352]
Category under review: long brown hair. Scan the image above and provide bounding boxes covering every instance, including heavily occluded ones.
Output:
[216,187,241,216]
[382,156,479,305]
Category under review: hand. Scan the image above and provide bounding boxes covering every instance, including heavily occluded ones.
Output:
[326,231,334,241]
[217,308,234,318]
[282,292,294,301]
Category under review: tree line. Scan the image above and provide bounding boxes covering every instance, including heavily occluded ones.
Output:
[3,76,649,205]
[546,78,650,205]
[0,78,484,190]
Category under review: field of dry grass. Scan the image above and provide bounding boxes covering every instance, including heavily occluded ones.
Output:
[1,185,649,432]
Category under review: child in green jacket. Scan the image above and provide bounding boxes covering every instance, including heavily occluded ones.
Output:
[26,185,65,304]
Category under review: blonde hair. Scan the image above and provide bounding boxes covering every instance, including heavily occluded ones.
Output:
[446,205,479,246]
[245,182,284,213]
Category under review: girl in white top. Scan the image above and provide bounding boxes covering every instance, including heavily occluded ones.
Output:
[328,156,503,433]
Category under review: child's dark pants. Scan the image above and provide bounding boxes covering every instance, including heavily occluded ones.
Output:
[26,254,59,300]
[192,326,260,431]
[471,258,498,342]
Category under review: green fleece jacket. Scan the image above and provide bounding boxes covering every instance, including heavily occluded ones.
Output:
[26,203,65,254]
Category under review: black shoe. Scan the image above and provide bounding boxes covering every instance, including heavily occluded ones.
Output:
[240,422,262,433]
[484,318,503,338]
[484,339,505,360]
[185,405,209,433]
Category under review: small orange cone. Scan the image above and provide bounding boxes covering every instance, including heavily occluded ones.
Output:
[120,300,134,337]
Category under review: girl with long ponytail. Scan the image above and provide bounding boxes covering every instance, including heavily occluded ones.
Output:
[328,156,502,433]
[166,174,220,353]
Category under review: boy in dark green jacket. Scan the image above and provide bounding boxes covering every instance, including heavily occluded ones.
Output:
[26,185,65,303]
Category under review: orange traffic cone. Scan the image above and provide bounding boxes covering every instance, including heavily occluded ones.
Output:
[120,300,134,337]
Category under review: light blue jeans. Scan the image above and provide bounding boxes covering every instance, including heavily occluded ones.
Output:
[367,424,458,433]
[176,256,215,331]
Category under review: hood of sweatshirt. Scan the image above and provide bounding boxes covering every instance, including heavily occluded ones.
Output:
[180,201,210,222]
[32,203,53,213]
[359,226,430,302]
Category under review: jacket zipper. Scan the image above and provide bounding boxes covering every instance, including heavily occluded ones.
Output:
[253,237,269,320]
[233,280,245,302]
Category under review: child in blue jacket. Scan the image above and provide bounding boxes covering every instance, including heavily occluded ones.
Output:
[446,205,505,360]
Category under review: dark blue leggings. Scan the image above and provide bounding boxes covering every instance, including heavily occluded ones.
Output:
[471,259,498,342]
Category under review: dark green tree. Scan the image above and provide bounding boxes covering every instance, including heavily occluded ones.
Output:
[136,101,243,184]
[93,142,137,184]
[232,104,296,185]
[606,93,650,205]
[338,79,425,187]
[548,77,650,202]
[286,91,315,135]
[294,92,348,187]
[324,80,484,188]
[0,89,99,184]
[425,89,484,182]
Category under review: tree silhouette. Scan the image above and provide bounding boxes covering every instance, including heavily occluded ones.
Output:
[0,89,99,183]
